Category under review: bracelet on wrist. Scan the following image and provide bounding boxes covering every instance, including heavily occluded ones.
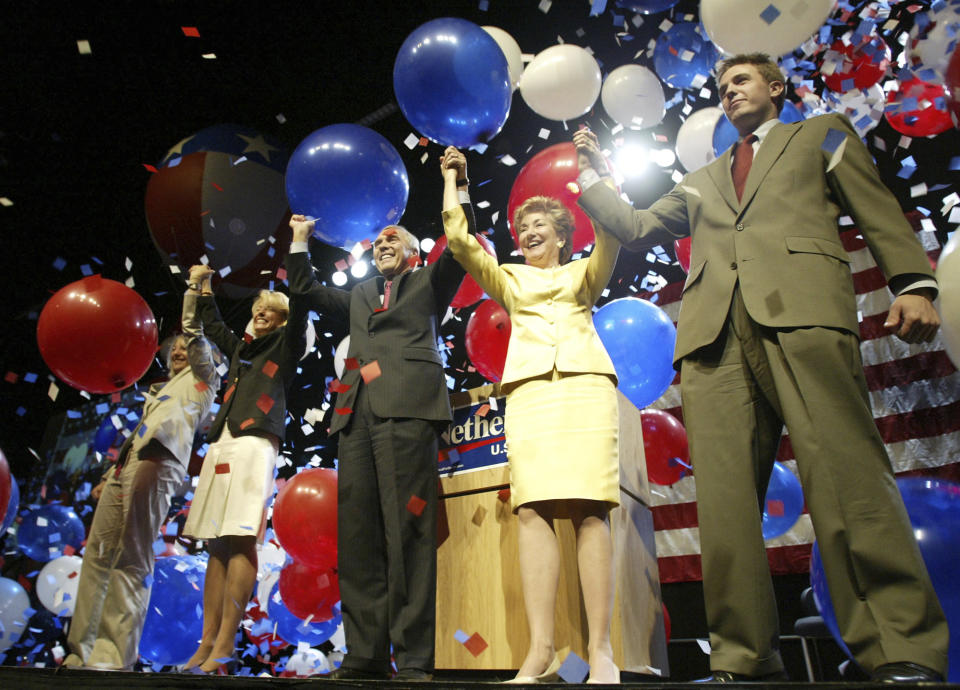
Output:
[456,178,469,187]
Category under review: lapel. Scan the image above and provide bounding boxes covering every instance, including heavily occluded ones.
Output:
[706,145,738,213]
[362,277,384,313]
[738,121,801,210]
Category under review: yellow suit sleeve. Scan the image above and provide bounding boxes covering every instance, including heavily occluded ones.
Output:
[442,204,509,307]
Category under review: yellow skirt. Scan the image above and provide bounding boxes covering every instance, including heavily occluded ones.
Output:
[504,371,619,512]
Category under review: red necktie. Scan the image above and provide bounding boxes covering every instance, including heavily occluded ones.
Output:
[382,280,393,309]
[732,134,757,201]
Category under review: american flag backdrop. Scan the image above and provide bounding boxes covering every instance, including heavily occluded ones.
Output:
[637,215,959,584]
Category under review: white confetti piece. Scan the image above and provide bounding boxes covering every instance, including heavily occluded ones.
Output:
[403,133,420,150]
[77,39,91,54]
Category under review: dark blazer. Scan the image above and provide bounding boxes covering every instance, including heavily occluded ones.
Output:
[289,204,476,436]
[198,252,311,442]
[578,113,935,365]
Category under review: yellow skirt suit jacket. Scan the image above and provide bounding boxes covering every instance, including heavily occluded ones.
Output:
[442,204,621,510]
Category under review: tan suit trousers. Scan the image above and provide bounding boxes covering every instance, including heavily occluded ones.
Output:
[680,286,947,676]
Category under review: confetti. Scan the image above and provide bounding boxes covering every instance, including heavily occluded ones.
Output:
[181,26,201,37]
[77,39,91,54]
[558,652,590,683]
[261,360,279,378]
[471,505,487,526]
[463,632,488,656]
[360,360,382,383]
[406,494,427,516]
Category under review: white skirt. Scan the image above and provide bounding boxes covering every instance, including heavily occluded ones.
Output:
[183,427,278,542]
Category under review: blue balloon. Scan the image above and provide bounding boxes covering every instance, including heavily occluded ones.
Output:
[593,298,677,409]
[267,581,341,647]
[761,461,804,540]
[139,554,207,666]
[652,22,719,90]
[713,101,805,157]
[92,416,119,454]
[616,0,680,13]
[393,17,511,147]
[2,475,18,534]
[810,478,960,680]
[17,504,85,562]
[285,124,409,250]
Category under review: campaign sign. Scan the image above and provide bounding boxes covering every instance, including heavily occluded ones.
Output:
[438,395,507,477]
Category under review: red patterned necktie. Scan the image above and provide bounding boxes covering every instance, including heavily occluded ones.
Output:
[382,279,393,309]
[733,134,758,201]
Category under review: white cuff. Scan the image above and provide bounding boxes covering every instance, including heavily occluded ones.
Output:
[578,168,604,191]
[289,241,309,254]
[458,190,471,204]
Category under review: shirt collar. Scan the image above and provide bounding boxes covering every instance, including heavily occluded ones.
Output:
[750,118,780,146]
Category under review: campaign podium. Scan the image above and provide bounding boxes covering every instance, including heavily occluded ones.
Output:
[435,384,669,676]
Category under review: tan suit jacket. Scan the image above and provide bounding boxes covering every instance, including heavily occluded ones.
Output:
[442,205,619,393]
[579,113,935,364]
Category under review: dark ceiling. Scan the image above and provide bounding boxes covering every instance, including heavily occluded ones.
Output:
[1,0,957,480]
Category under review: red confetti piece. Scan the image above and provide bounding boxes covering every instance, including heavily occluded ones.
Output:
[497,488,511,503]
[142,164,158,173]
[276,267,287,281]
[212,182,223,192]
[360,360,382,383]
[406,495,427,516]
[63,544,76,556]
[328,379,351,393]
[4,371,17,384]
[344,357,360,370]
[240,418,256,430]
[463,632,488,657]
[261,360,279,378]
[766,499,785,517]
[67,569,79,579]
[215,463,231,475]
[181,26,201,37]
[406,255,422,268]
[476,404,490,418]
[418,137,429,147]
[334,407,353,415]
[360,239,372,251]
[256,394,275,414]
[223,384,236,402]
[194,380,209,392]
[335,259,348,271]
[18,575,32,592]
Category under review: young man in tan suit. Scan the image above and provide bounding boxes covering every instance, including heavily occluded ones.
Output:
[575,53,947,683]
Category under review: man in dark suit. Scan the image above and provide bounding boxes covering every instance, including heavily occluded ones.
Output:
[575,53,947,683]
[287,165,475,681]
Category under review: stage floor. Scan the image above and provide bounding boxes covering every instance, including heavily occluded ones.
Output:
[0,667,956,689]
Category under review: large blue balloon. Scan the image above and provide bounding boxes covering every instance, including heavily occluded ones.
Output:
[17,504,85,562]
[761,461,804,540]
[393,17,511,147]
[2,475,18,534]
[712,101,804,157]
[616,0,680,13]
[810,478,960,681]
[285,124,409,250]
[652,22,719,90]
[594,298,677,409]
[266,581,341,647]
[139,554,206,666]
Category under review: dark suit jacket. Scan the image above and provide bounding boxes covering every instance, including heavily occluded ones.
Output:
[290,204,476,436]
[198,252,311,442]
[579,113,935,365]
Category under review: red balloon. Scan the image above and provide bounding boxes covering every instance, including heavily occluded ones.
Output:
[0,449,9,529]
[272,468,338,569]
[674,237,691,273]
[640,409,690,486]
[508,143,601,254]
[36,276,159,394]
[425,233,496,308]
[279,561,340,622]
[884,77,954,137]
[821,35,890,93]
[465,299,511,382]
[946,43,960,124]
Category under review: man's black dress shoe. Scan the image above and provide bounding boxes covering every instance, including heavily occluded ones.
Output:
[697,669,790,683]
[393,668,433,681]
[326,666,391,680]
[872,662,944,683]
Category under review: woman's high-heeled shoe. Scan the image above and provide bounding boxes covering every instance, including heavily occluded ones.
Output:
[503,653,562,684]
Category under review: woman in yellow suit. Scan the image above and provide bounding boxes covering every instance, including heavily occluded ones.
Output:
[441,147,621,684]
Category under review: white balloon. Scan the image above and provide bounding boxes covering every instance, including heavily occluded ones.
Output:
[286,647,332,676]
[907,4,960,84]
[0,577,30,652]
[36,555,82,617]
[483,26,524,91]
[937,232,960,368]
[701,0,836,57]
[675,106,724,172]
[334,335,351,380]
[520,44,602,121]
[601,64,666,130]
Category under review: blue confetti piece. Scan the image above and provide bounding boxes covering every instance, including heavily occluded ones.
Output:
[23,372,37,383]
[168,156,182,168]
[91,256,103,266]
[143,573,154,588]
[454,629,470,643]
[95,402,109,414]
[16,407,26,416]
[558,652,590,683]
[52,257,67,271]
[478,0,489,10]
[66,410,81,419]
[590,0,607,15]
[821,128,847,154]
[138,424,148,437]
[818,25,831,44]
[80,264,93,276]
[948,156,960,171]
